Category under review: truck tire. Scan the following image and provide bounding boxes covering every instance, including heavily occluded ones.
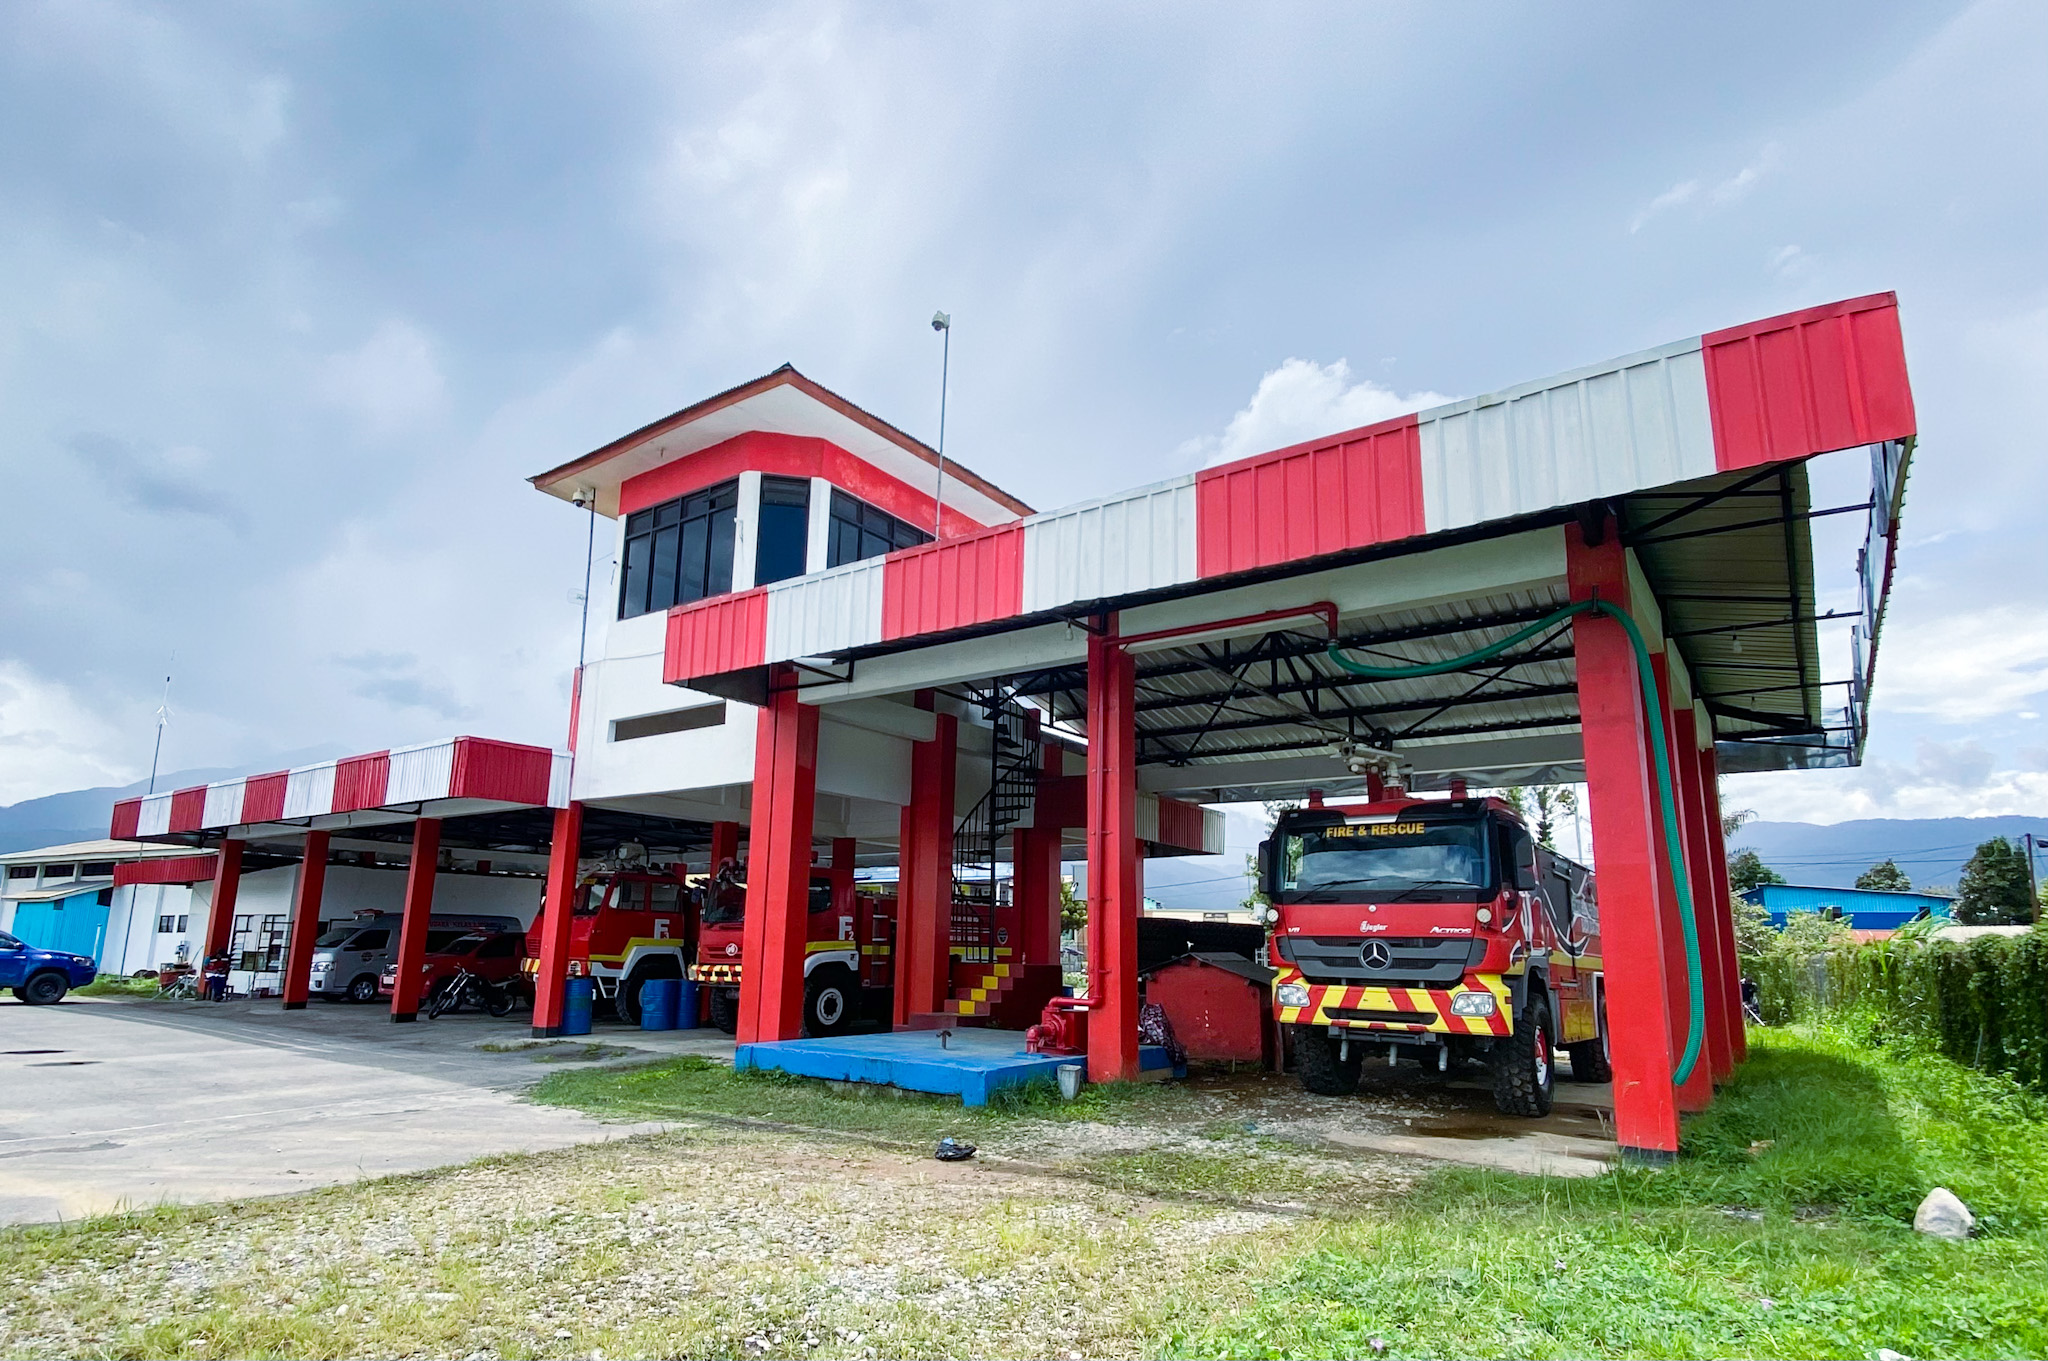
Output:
[616,957,683,1026]
[1293,1025,1362,1096]
[1492,992,1556,1117]
[1566,997,1612,1084]
[802,966,857,1038]
[22,971,69,1005]
[709,987,740,1034]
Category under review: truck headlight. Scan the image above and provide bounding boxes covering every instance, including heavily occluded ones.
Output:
[1450,991,1498,1017]
[1275,983,1311,1008]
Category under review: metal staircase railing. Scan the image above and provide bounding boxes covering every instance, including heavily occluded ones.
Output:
[951,685,1040,966]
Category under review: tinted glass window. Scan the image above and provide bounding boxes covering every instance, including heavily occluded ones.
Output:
[0,931,21,949]
[755,476,812,585]
[808,880,835,914]
[477,935,519,958]
[1279,818,1490,895]
[649,882,682,912]
[315,927,356,946]
[618,480,739,618]
[440,933,488,956]
[346,929,390,950]
[826,490,932,568]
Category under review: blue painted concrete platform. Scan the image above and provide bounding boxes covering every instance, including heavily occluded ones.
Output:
[735,1028,1177,1106]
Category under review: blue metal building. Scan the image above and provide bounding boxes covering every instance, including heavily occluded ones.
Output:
[1740,883,1952,931]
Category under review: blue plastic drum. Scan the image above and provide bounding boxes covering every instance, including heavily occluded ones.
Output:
[639,977,681,1030]
[562,976,594,1036]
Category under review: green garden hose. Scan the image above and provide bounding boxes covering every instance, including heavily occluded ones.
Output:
[1325,599,1707,1086]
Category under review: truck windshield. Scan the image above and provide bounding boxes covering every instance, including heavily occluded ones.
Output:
[701,881,745,925]
[1278,817,1489,897]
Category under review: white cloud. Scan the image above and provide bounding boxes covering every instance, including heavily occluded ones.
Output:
[1629,179,1699,233]
[1181,358,1453,469]
[0,662,137,804]
[1728,737,2048,825]
[1629,143,1780,232]
[315,320,448,435]
[1872,604,2048,722]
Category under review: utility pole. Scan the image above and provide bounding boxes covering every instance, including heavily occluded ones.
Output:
[146,663,173,795]
[2028,833,2041,922]
[930,311,951,539]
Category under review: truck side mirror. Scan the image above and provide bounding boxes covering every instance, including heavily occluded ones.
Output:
[1256,839,1273,893]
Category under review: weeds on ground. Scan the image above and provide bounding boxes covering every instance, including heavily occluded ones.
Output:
[72,975,159,998]
[1166,1024,2048,1359]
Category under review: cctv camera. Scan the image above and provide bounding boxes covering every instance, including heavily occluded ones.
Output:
[931,311,951,332]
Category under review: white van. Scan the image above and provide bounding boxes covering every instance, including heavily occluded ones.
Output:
[307,912,522,1001]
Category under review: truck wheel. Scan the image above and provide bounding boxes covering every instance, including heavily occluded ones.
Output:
[22,971,70,1005]
[1492,993,1556,1117]
[1566,997,1612,1084]
[708,987,740,1034]
[802,967,857,1038]
[346,974,379,1003]
[1293,1025,1362,1096]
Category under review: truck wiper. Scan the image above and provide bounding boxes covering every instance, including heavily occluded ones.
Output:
[1377,878,1481,903]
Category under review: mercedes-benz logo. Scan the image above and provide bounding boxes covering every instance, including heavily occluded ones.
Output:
[1361,941,1393,970]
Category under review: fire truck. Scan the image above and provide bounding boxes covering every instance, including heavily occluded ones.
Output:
[1256,791,1608,1116]
[688,864,897,1036]
[524,856,896,1035]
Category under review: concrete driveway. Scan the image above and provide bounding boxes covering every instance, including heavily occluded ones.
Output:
[0,996,732,1226]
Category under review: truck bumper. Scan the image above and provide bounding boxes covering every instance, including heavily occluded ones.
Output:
[688,963,740,985]
[1272,965,1512,1037]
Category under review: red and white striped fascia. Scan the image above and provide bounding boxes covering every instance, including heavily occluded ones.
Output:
[662,293,1914,688]
[110,737,573,838]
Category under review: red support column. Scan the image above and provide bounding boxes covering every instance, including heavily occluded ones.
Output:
[1087,616,1141,1084]
[893,699,958,1027]
[1671,705,1735,1085]
[1013,735,1065,970]
[388,817,443,1023]
[1696,742,1748,1064]
[1650,655,1715,1115]
[280,830,330,1010]
[204,838,246,960]
[531,801,585,1037]
[1567,522,1681,1158]
[709,820,740,872]
[737,669,820,1044]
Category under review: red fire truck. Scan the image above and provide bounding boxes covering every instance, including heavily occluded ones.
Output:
[1257,792,1608,1116]
[523,860,896,1034]
[688,865,897,1036]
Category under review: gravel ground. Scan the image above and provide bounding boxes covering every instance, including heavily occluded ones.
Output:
[0,1118,1411,1361]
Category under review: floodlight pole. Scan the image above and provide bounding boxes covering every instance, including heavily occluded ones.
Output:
[931,311,951,539]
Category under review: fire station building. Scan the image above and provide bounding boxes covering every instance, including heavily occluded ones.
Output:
[113,293,1919,1158]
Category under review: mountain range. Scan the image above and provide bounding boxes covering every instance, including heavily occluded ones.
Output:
[6,773,2042,904]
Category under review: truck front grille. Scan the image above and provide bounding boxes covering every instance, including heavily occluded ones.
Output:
[1277,935,1485,986]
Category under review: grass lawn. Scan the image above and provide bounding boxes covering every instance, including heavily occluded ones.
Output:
[3,1024,2043,1359]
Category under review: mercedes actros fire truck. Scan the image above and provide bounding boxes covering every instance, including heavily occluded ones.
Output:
[1257,791,1609,1116]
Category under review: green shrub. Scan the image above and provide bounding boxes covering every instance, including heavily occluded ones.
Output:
[1748,926,2048,1091]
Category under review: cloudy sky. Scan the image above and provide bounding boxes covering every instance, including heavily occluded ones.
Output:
[2,1,2043,825]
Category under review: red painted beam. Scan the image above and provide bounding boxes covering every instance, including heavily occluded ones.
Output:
[892,700,958,1026]
[737,669,820,1043]
[388,818,442,1023]
[1696,743,1748,1065]
[1671,706,1734,1085]
[204,839,246,961]
[1651,654,1715,1116]
[531,801,585,1037]
[1086,617,1141,1083]
[1567,524,1681,1158]
[709,820,740,871]
[280,831,330,1011]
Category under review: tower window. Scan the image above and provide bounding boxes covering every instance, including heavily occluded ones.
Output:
[754,476,812,586]
[826,490,932,568]
[619,480,739,619]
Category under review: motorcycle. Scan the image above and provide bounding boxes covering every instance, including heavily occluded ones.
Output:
[426,964,517,1019]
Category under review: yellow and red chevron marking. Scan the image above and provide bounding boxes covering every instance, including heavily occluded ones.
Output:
[1271,966,1511,1036]
[688,962,741,985]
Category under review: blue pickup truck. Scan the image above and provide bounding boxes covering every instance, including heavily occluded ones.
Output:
[0,930,98,1004]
